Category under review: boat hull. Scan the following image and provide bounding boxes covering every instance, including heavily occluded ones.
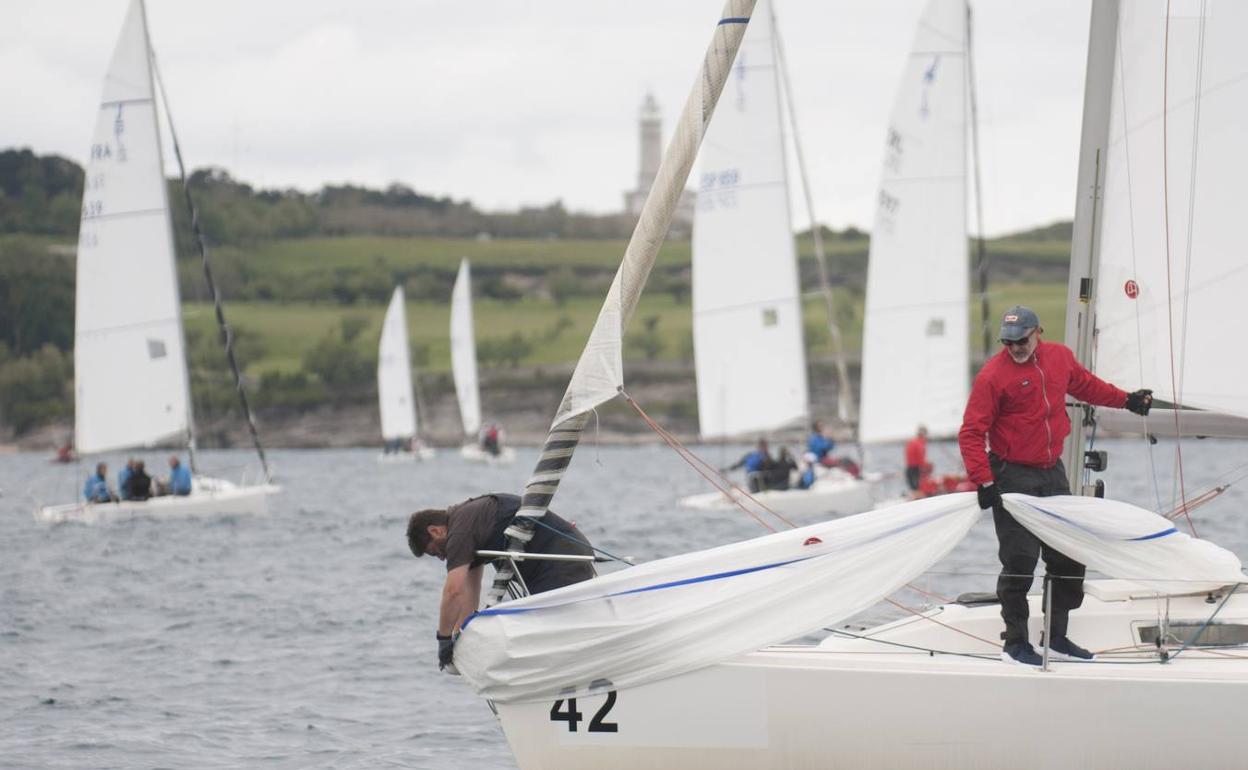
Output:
[459,444,516,465]
[492,587,1248,769]
[35,478,280,523]
[377,446,436,463]
[678,473,880,519]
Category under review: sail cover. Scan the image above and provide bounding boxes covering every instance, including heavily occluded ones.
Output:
[454,492,1242,703]
[378,286,417,440]
[859,0,969,444]
[74,0,192,455]
[1091,2,1248,431]
[691,0,809,439]
[450,258,482,436]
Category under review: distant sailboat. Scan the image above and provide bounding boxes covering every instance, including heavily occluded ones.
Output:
[377,286,433,461]
[450,259,514,464]
[36,0,279,522]
[679,0,877,518]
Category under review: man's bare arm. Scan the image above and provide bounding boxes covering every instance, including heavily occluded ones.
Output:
[438,564,484,635]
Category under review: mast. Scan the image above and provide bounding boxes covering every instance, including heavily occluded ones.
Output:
[773,11,853,425]
[139,0,198,471]
[483,0,757,607]
[151,56,274,483]
[966,3,992,362]
[1063,0,1120,494]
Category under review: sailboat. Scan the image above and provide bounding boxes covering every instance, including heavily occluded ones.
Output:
[377,286,433,461]
[36,0,279,523]
[450,258,515,464]
[678,0,878,518]
[440,2,1248,767]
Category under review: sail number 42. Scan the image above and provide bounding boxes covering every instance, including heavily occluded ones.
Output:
[549,692,618,733]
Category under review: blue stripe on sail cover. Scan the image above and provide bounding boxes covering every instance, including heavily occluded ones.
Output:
[719,17,750,25]
[1027,502,1178,542]
[461,507,955,629]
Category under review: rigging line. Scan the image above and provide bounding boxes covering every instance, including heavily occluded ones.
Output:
[967,2,992,361]
[882,598,1001,649]
[1160,1,1196,536]
[619,388,795,531]
[822,627,1001,661]
[529,517,631,565]
[1167,583,1241,662]
[901,581,952,605]
[1114,11,1165,513]
[151,54,273,484]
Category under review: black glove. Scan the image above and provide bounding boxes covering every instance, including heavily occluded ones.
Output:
[436,633,454,670]
[1125,388,1153,416]
[977,483,1001,511]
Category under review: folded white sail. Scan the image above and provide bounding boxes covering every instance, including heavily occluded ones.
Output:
[74,0,192,455]
[378,286,417,440]
[691,0,808,439]
[455,493,1242,703]
[1091,2,1248,431]
[450,258,482,436]
[859,0,968,444]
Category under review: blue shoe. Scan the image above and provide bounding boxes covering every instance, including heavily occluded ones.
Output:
[1001,640,1042,666]
[1045,636,1094,661]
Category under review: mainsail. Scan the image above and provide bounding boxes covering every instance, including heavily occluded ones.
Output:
[378,286,417,441]
[691,0,809,440]
[74,0,192,455]
[1073,1,1248,439]
[859,0,969,444]
[450,258,482,437]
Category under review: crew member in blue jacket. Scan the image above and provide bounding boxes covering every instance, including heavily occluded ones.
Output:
[83,462,117,503]
[807,420,835,466]
[167,455,193,496]
[726,439,775,493]
[117,458,136,501]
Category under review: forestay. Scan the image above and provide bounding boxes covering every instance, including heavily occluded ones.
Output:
[455,492,1243,703]
[859,0,969,444]
[378,286,417,440]
[75,0,192,455]
[1091,2,1248,435]
[691,0,808,439]
[450,258,482,436]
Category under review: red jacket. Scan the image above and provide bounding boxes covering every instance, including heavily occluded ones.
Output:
[904,436,927,469]
[958,341,1128,486]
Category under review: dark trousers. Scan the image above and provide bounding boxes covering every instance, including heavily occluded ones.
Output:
[990,456,1086,644]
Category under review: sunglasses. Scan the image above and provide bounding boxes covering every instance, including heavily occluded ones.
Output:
[1000,331,1035,348]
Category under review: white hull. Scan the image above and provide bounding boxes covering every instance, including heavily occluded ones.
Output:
[35,478,280,523]
[459,444,516,465]
[377,446,436,463]
[679,472,880,519]
[493,583,1248,769]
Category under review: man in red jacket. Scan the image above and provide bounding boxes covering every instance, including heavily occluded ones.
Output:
[958,306,1153,666]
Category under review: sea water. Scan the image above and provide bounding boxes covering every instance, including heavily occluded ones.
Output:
[3,438,1246,769]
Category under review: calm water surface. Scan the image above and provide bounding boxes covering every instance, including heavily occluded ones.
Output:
[3,438,1246,769]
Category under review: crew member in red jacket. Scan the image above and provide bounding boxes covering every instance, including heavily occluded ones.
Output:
[904,425,930,498]
[958,306,1153,666]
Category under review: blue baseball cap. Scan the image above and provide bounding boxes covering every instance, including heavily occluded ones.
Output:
[999,305,1039,341]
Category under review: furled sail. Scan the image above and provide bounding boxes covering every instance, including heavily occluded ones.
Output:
[691,0,809,440]
[456,493,1242,703]
[378,286,417,441]
[74,0,192,455]
[1089,2,1248,436]
[450,258,482,437]
[859,0,969,444]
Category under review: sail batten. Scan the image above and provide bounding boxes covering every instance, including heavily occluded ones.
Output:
[74,0,192,456]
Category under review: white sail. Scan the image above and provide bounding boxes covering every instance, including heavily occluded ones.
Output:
[691,0,808,439]
[1088,2,1248,433]
[450,258,482,436]
[378,286,417,441]
[74,0,192,455]
[455,492,1242,703]
[858,0,969,444]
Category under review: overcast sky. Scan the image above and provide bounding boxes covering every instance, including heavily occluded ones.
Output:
[1,0,1093,236]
